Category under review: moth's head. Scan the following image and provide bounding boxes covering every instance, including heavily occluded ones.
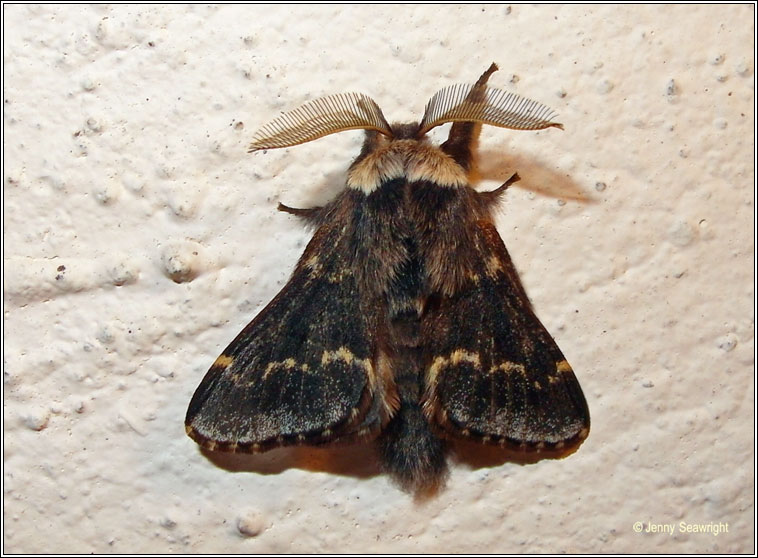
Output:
[248,63,562,153]
[388,122,423,141]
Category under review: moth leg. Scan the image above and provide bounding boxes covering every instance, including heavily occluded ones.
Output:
[479,172,520,207]
[277,202,325,226]
[440,63,499,170]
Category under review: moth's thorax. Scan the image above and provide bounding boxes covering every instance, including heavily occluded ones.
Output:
[347,134,468,194]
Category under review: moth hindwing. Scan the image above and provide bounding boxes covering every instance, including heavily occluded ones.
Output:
[186,62,590,492]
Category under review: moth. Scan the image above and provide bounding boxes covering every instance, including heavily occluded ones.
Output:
[185,63,590,492]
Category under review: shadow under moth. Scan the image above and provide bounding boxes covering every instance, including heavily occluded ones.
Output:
[186,63,590,492]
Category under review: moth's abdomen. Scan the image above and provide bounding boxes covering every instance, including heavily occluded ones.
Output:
[378,398,447,491]
[380,314,447,491]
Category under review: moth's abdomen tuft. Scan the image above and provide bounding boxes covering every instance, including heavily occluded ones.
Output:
[378,402,448,492]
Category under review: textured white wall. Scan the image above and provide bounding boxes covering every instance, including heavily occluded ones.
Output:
[3,4,754,553]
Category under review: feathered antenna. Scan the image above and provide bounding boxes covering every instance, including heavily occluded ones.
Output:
[418,64,562,136]
[249,93,392,152]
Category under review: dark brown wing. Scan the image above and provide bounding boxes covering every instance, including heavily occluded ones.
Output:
[421,220,590,451]
[185,198,392,453]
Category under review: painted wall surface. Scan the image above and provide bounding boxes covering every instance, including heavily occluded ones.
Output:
[3,4,754,553]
